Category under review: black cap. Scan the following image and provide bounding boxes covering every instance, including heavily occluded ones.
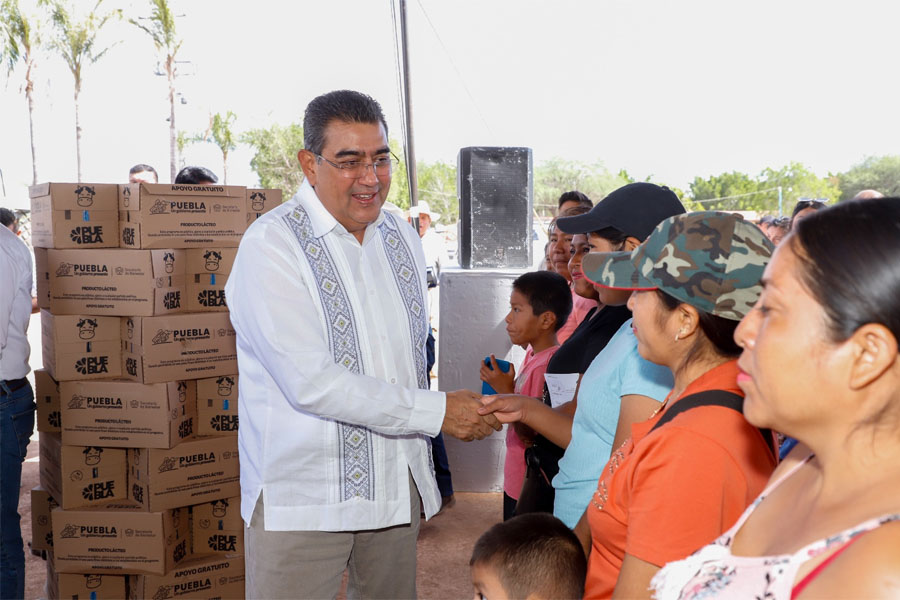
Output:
[556,182,686,241]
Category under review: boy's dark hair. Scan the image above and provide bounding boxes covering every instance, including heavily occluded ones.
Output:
[174,166,218,185]
[557,190,593,209]
[513,271,573,333]
[470,513,586,600]
[303,90,388,155]
[129,163,158,179]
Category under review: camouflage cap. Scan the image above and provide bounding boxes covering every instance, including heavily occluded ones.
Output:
[582,211,774,320]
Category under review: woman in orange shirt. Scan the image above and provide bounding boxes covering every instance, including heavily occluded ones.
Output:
[574,212,778,598]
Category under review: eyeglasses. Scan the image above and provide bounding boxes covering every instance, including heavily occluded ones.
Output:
[315,153,399,179]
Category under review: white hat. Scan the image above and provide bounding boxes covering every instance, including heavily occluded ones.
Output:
[410,200,440,221]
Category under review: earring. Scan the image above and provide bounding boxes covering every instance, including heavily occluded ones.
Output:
[674,333,680,342]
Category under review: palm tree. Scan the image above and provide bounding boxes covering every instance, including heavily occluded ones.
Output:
[1,0,41,184]
[130,0,181,182]
[200,111,237,184]
[43,0,119,181]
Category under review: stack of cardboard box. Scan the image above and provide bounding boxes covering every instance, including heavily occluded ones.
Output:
[29,182,279,599]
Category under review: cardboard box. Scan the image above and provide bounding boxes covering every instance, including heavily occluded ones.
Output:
[30,183,119,249]
[195,375,238,437]
[184,248,237,312]
[246,188,282,226]
[129,552,245,600]
[35,248,187,316]
[34,246,50,309]
[190,497,243,555]
[60,380,197,449]
[35,369,62,432]
[128,436,240,512]
[51,503,190,575]
[121,312,236,383]
[41,311,122,381]
[39,433,129,509]
[31,486,59,552]
[45,553,129,600]
[119,183,248,249]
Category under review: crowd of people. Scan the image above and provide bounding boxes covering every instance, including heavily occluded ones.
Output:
[3,88,899,600]
[469,184,900,598]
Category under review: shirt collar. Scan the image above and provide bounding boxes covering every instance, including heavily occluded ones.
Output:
[296,179,387,241]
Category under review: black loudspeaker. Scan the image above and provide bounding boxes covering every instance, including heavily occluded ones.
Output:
[457,147,533,269]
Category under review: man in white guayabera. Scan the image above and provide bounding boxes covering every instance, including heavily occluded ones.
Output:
[225,90,500,599]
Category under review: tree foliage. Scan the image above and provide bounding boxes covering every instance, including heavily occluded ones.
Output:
[385,138,408,209]
[533,158,631,216]
[201,110,236,183]
[688,170,765,211]
[759,162,839,208]
[688,162,839,214]
[242,121,305,197]
[43,0,119,180]
[416,161,457,223]
[130,0,182,181]
[1,0,41,183]
[837,155,900,200]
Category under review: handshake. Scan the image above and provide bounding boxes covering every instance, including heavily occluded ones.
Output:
[441,389,503,442]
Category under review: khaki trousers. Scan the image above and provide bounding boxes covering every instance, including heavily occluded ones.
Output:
[245,473,420,600]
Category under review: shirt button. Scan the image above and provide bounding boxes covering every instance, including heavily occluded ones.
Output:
[390,378,396,384]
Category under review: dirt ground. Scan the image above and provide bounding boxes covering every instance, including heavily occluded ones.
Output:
[17,429,499,600]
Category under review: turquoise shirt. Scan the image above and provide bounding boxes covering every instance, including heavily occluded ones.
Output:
[552,319,673,527]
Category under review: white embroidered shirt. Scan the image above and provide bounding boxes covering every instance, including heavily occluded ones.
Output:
[225,181,446,531]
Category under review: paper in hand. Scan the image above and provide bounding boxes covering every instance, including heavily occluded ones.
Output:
[543,373,579,408]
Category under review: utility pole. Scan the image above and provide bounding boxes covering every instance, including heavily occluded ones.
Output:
[394,0,420,230]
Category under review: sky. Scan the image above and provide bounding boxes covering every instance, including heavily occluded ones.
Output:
[2,0,899,208]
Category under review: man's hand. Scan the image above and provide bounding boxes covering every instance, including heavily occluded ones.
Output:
[477,394,535,425]
[443,390,502,442]
[478,355,516,394]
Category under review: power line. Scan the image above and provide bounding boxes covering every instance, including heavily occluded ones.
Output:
[691,186,782,204]
[415,0,494,136]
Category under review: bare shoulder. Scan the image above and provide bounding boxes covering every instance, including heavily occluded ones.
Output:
[799,520,900,599]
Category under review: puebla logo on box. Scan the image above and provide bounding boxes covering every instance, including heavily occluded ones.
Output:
[82,480,117,501]
[158,451,216,473]
[75,356,110,375]
[59,523,117,539]
[149,197,230,215]
[151,327,211,345]
[56,263,109,277]
[154,577,213,599]
[163,291,182,310]
[69,225,104,244]
[210,414,238,432]
[206,533,238,552]
[67,394,123,410]
[197,289,226,308]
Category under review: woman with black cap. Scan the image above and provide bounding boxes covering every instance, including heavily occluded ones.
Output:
[479,183,684,526]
